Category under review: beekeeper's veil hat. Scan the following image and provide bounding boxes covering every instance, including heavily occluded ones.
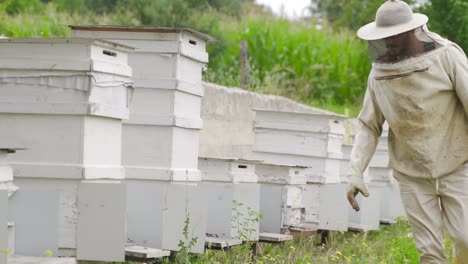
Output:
[357,0,428,40]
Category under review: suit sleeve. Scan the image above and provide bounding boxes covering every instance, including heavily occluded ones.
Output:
[349,78,386,178]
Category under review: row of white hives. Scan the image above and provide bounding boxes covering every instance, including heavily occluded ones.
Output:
[0,26,404,263]
[199,83,406,237]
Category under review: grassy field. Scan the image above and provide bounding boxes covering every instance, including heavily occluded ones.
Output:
[111,219,451,264]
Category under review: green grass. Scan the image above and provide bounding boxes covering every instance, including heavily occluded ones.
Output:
[164,218,453,264]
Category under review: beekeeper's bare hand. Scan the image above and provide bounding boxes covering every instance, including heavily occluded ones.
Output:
[347,175,369,212]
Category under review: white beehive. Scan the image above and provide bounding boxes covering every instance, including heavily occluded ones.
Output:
[314,142,353,232]
[199,157,260,241]
[376,182,406,223]
[71,25,213,181]
[317,183,349,231]
[256,163,308,234]
[0,38,133,261]
[253,109,347,232]
[126,180,207,253]
[253,109,345,183]
[0,148,23,262]
[347,190,382,231]
[70,26,214,253]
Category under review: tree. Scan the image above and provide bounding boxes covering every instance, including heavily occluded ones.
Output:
[417,0,468,52]
[312,0,466,52]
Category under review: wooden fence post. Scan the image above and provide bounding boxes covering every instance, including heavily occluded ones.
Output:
[240,40,249,88]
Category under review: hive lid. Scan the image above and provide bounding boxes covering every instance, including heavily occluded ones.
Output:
[0,37,135,51]
[253,108,347,119]
[199,156,263,163]
[69,25,216,42]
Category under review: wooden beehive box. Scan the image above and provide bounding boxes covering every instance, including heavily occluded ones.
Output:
[254,109,345,158]
[253,109,347,232]
[70,26,214,253]
[71,26,213,181]
[256,163,308,234]
[0,148,23,262]
[253,109,345,183]
[0,38,133,261]
[199,157,260,242]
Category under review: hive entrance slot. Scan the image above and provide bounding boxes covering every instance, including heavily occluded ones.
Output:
[103,50,117,57]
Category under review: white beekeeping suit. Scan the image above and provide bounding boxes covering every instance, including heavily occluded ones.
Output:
[347,0,468,263]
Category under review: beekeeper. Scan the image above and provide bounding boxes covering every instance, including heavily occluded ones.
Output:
[346,0,468,263]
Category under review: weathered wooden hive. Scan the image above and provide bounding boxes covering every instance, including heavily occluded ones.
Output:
[0,38,133,261]
[252,109,349,231]
[200,85,327,238]
[199,157,260,243]
[70,26,213,253]
[255,163,307,234]
[0,147,23,262]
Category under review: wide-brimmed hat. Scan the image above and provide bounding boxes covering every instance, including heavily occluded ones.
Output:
[357,0,428,40]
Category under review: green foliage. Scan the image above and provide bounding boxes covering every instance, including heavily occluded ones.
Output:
[193,218,455,263]
[417,0,468,52]
[313,0,416,31]
[176,213,199,264]
[205,18,371,105]
[0,0,42,14]
[313,0,467,52]
[231,200,262,241]
[312,0,382,31]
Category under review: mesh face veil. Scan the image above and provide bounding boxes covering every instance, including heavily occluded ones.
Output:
[367,26,441,63]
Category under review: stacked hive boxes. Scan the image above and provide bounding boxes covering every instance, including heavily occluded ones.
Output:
[0,38,133,261]
[199,85,334,237]
[71,26,213,253]
[252,109,349,232]
[199,158,260,242]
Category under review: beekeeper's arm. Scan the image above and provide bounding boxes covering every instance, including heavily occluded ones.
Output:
[448,45,468,116]
[347,80,385,211]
